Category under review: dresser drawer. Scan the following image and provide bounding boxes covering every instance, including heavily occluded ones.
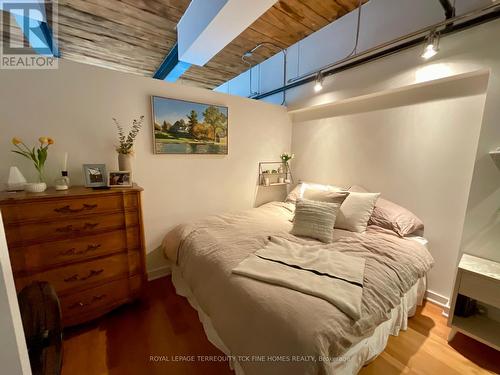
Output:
[60,276,141,327]
[5,211,138,246]
[9,229,134,273]
[1,194,130,224]
[15,253,138,295]
[459,271,500,309]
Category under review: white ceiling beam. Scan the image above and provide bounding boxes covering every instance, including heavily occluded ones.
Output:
[177,0,277,66]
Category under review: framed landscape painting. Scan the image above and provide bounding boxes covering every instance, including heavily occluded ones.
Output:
[152,96,228,154]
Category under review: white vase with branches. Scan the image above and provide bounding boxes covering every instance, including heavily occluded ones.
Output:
[113,116,144,172]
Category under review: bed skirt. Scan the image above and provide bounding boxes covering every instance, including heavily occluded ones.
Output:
[171,266,426,375]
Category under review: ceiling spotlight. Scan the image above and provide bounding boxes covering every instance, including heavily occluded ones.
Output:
[421,30,440,60]
[314,71,324,92]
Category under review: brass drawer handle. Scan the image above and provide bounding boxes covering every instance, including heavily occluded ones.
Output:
[92,294,106,301]
[54,203,98,214]
[59,244,101,256]
[60,247,76,256]
[64,274,79,282]
[56,225,74,233]
[68,294,107,310]
[86,243,101,251]
[64,268,104,282]
[80,268,104,280]
[84,222,99,230]
[56,222,99,233]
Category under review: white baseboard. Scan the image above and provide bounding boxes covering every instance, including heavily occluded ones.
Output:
[147,265,171,281]
[425,289,450,316]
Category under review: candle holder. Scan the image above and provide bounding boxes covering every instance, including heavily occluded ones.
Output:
[55,171,70,191]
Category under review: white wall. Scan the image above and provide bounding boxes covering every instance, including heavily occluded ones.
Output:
[289,19,500,302]
[0,213,31,375]
[216,0,492,105]
[291,72,488,302]
[0,60,292,276]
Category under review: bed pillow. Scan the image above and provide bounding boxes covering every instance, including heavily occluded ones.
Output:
[350,185,424,237]
[285,184,303,204]
[291,199,340,243]
[335,192,380,233]
[285,181,345,204]
[303,189,350,204]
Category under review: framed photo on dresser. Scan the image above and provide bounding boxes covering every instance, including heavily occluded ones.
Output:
[82,164,107,187]
[108,171,132,187]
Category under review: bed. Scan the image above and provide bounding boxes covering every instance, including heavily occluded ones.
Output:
[162,201,433,375]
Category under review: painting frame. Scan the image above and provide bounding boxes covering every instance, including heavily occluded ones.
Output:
[82,164,107,187]
[151,95,228,155]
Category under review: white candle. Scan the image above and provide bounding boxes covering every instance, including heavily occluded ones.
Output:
[63,152,68,171]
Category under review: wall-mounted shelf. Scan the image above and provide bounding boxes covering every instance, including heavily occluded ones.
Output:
[258,161,293,187]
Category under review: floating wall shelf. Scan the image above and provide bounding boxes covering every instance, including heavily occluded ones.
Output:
[258,161,293,187]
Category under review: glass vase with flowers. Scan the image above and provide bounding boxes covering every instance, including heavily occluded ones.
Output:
[280,152,294,177]
[11,136,54,192]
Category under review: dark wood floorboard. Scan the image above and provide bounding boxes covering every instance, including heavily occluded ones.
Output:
[62,277,232,375]
[62,277,499,374]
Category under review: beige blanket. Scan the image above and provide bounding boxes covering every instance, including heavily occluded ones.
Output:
[163,202,434,375]
[233,236,365,320]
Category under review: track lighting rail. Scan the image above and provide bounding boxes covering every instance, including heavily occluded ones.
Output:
[251,2,499,101]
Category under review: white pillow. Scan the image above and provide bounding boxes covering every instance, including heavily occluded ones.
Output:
[335,192,380,233]
[285,181,345,204]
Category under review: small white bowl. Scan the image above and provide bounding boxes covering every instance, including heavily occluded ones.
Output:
[25,182,47,193]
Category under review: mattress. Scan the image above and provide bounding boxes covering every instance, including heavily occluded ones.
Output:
[163,202,433,374]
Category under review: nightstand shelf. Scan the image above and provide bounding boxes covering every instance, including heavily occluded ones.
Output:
[452,315,500,350]
[447,254,500,351]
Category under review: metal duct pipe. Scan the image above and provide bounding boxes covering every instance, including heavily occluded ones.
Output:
[241,42,287,105]
[439,0,456,19]
[252,3,499,101]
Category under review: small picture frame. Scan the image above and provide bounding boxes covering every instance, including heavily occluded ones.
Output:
[82,164,107,187]
[108,171,132,188]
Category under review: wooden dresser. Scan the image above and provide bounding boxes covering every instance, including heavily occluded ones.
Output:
[0,186,146,327]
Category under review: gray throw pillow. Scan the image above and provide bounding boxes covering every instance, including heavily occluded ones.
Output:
[291,199,340,243]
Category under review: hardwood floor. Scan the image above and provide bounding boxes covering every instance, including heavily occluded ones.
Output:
[62,277,499,375]
[360,303,499,375]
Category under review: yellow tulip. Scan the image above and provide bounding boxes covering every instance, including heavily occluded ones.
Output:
[47,137,54,145]
[39,136,48,144]
[12,137,22,145]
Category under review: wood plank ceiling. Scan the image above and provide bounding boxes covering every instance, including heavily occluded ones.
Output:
[10,0,365,89]
[56,0,190,76]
